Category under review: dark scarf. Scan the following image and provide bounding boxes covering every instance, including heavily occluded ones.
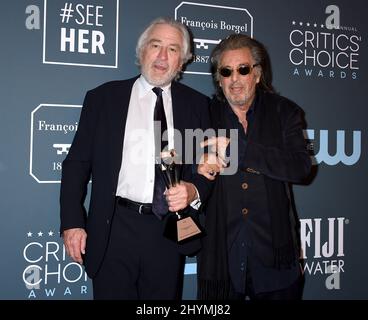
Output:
[197,91,299,300]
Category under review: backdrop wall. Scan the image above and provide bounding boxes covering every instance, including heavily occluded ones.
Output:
[0,0,366,299]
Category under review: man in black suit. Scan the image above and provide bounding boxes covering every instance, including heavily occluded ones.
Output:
[197,34,311,300]
[60,17,211,300]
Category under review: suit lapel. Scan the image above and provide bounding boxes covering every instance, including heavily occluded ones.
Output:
[171,82,186,134]
[171,82,188,162]
[247,91,282,146]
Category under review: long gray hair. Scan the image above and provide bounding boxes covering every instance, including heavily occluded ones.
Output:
[211,34,275,101]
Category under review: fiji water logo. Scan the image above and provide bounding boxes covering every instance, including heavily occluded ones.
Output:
[300,217,348,290]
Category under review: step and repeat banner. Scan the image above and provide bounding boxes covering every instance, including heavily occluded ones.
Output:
[0,0,366,299]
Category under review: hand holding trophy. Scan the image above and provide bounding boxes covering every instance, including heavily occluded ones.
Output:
[158,150,204,244]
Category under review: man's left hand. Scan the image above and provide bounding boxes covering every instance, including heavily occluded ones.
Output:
[165,182,197,212]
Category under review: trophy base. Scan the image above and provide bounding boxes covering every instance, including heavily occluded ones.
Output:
[163,213,204,244]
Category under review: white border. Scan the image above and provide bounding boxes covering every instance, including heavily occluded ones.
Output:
[43,0,119,68]
[175,1,254,75]
[30,104,82,184]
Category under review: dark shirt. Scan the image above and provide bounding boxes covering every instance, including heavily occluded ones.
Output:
[224,95,300,295]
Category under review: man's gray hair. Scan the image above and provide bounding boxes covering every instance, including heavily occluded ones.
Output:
[136,17,192,66]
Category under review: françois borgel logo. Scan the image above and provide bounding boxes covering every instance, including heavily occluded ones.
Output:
[288,5,361,80]
[175,2,253,75]
[30,104,81,183]
[22,229,91,299]
[43,0,119,68]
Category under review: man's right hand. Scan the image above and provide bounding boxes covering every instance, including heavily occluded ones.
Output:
[201,136,230,163]
[62,228,87,264]
[198,153,223,180]
[198,137,230,180]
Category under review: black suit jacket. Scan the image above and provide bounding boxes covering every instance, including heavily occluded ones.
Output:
[197,90,311,299]
[60,76,211,278]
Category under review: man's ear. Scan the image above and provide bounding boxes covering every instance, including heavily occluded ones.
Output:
[255,71,261,84]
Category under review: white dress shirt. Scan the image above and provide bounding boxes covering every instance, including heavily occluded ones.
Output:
[115,76,174,203]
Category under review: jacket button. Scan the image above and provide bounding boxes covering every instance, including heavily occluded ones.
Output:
[246,167,260,175]
[242,208,248,215]
[241,182,248,190]
[106,219,110,225]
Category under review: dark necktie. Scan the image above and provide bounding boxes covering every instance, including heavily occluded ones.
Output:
[152,87,169,218]
[152,87,168,154]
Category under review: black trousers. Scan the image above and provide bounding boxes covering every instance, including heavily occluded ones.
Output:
[93,203,184,300]
[231,261,303,300]
[244,271,303,300]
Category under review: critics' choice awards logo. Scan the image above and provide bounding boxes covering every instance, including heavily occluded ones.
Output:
[30,104,81,183]
[175,2,253,75]
[304,129,361,166]
[43,0,119,68]
[300,217,347,290]
[288,5,361,80]
[23,230,91,299]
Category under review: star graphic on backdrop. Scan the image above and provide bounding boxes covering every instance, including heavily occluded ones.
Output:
[306,22,310,27]
[292,21,296,25]
[321,24,324,28]
[299,22,303,26]
[48,231,54,236]
[27,232,32,237]
[314,23,317,27]
[37,231,43,237]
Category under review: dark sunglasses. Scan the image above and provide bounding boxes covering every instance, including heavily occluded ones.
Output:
[218,64,259,77]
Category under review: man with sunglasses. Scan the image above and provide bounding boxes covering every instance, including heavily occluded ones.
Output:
[196,34,311,300]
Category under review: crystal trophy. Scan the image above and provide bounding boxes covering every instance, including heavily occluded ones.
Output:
[158,150,204,243]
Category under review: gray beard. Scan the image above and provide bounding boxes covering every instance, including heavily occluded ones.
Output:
[141,68,179,87]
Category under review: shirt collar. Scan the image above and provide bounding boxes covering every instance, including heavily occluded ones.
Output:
[225,91,258,117]
[138,75,171,98]
[247,93,257,116]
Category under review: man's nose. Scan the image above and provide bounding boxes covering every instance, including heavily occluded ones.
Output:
[158,47,168,60]
[230,69,239,81]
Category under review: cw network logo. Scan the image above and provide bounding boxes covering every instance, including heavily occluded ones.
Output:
[304,129,361,166]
